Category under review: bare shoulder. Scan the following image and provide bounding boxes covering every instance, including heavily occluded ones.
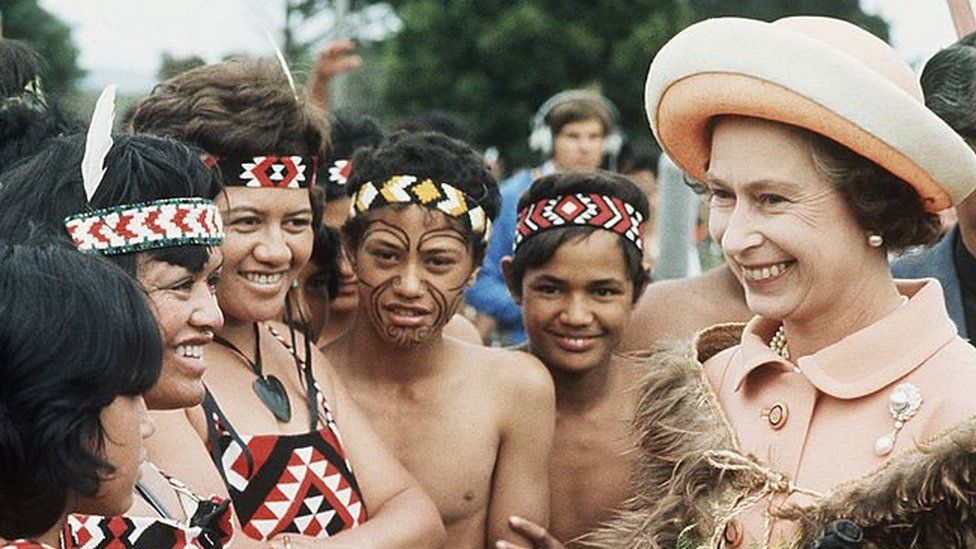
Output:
[622,267,750,352]
[448,339,554,404]
[444,313,483,344]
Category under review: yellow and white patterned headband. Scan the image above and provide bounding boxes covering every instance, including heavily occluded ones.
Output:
[349,175,492,244]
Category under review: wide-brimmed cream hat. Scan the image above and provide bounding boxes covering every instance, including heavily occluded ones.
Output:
[645,16,976,211]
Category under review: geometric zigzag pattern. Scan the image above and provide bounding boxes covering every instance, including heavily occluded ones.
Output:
[213,425,368,541]
[203,154,317,189]
[514,192,645,252]
[63,197,224,255]
[350,174,492,244]
[65,509,231,549]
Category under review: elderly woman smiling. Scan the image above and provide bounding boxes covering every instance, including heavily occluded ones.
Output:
[571,16,976,549]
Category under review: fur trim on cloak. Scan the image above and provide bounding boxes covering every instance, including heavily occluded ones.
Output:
[582,323,976,548]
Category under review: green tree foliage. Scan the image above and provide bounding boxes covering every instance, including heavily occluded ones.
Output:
[689,0,888,41]
[0,0,84,94]
[380,0,890,168]
[157,53,206,81]
[281,0,384,72]
[381,0,691,167]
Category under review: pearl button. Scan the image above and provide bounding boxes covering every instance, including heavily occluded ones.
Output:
[723,519,744,547]
[763,403,788,430]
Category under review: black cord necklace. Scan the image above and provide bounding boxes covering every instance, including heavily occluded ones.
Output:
[213,323,292,422]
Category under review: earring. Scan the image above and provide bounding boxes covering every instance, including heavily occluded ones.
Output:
[291,278,299,288]
[868,234,884,248]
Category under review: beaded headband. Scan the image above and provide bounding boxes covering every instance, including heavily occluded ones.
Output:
[64,197,224,255]
[349,174,492,244]
[202,154,317,189]
[514,193,645,253]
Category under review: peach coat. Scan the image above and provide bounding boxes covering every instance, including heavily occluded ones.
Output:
[701,279,976,546]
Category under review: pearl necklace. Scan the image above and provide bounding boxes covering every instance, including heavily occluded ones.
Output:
[768,323,923,458]
[769,324,790,361]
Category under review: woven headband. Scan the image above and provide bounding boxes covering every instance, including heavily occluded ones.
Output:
[64,197,224,255]
[203,154,317,189]
[349,175,492,244]
[514,193,645,253]
[327,158,353,187]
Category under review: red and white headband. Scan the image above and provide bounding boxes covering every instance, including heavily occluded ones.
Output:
[203,154,318,189]
[328,158,353,187]
[514,193,645,253]
[64,198,224,255]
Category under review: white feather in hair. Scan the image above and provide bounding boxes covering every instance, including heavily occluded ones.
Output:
[263,29,298,100]
[81,84,117,202]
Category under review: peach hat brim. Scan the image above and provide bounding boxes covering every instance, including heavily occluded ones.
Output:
[645,16,976,211]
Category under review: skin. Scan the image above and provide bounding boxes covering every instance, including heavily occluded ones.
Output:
[326,205,555,549]
[75,395,155,517]
[502,231,646,547]
[29,397,154,548]
[468,116,608,342]
[956,191,976,258]
[147,187,445,548]
[621,168,658,266]
[128,250,225,524]
[306,40,362,111]
[139,252,225,410]
[550,119,606,173]
[705,117,902,358]
[618,264,751,352]
[309,195,482,348]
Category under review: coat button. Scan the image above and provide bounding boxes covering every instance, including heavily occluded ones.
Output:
[762,403,788,430]
[723,519,743,547]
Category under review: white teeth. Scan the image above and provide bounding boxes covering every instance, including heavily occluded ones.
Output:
[243,272,283,285]
[391,308,423,317]
[176,345,204,358]
[743,262,791,281]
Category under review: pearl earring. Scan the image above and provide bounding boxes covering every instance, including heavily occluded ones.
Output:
[868,234,884,248]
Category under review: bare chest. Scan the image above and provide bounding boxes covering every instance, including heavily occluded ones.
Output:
[351,380,501,526]
[549,410,637,543]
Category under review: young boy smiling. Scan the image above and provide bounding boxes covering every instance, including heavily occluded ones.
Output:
[324,131,555,548]
[499,171,651,548]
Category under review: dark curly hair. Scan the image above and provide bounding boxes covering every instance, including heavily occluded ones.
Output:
[131,58,329,161]
[506,171,650,303]
[0,240,161,539]
[0,133,223,276]
[342,130,501,263]
[319,110,384,201]
[805,132,941,252]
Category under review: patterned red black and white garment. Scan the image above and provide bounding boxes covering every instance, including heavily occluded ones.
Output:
[66,464,233,549]
[1,541,62,549]
[204,323,368,541]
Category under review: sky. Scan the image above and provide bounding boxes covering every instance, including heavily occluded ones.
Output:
[33,0,967,93]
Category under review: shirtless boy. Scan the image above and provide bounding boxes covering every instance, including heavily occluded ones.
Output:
[324,131,555,548]
[495,171,651,548]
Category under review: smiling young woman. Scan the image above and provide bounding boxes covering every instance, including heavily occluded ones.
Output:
[132,58,444,548]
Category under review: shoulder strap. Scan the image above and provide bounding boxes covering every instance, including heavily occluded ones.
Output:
[202,388,254,480]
